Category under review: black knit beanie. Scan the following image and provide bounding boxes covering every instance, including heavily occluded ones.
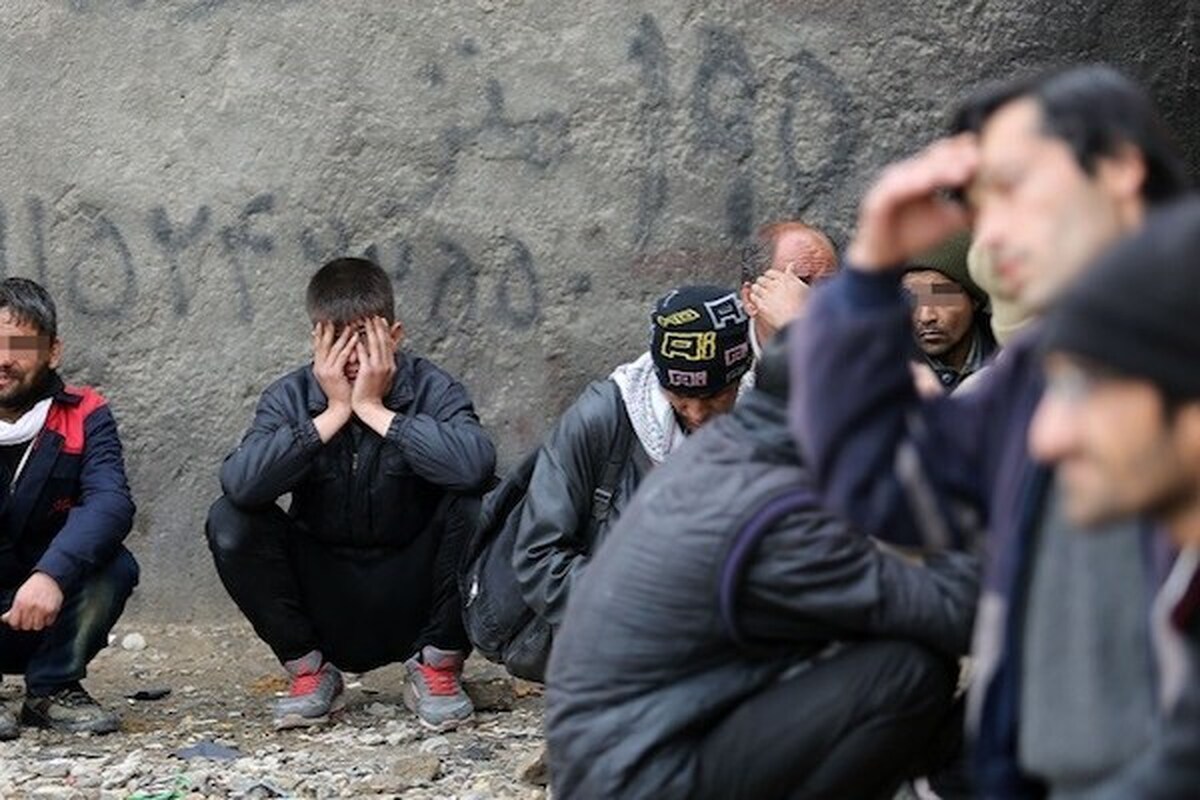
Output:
[1043,196,1200,399]
[650,285,752,396]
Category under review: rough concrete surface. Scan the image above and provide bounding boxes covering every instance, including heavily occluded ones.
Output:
[0,1,1196,619]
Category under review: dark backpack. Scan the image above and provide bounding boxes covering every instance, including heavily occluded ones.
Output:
[459,383,634,681]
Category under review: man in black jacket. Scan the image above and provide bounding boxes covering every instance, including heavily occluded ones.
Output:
[206,257,496,731]
[546,338,978,800]
[514,285,753,636]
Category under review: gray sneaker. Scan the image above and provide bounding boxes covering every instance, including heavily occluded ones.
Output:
[0,704,18,741]
[272,651,345,730]
[21,684,119,735]
[403,646,474,731]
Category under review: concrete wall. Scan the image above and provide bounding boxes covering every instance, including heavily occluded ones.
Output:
[0,1,1195,619]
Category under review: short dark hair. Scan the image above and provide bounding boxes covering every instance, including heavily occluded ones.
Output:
[0,278,58,339]
[951,64,1191,205]
[306,257,394,325]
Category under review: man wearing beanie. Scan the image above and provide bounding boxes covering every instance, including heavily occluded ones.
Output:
[1030,198,1200,798]
[546,334,979,799]
[513,285,752,649]
[903,231,998,392]
[790,65,1191,795]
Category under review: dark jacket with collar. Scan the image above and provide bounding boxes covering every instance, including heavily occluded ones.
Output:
[790,268,1159,797]
[546,387,979,799]
[219,352,495,548]
[512,379,646,629]
[0,374,136,594]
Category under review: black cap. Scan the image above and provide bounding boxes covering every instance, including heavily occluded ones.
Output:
[650,285,751,396]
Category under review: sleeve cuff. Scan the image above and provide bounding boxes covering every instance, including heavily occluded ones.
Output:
[293,417,323,453]
[840,266,905,310]
[33,552,77,595]
[385,412,411,446]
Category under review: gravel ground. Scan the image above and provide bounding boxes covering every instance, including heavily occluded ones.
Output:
[0,622,548,800]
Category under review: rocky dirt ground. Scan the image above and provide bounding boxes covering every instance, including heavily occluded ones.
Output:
[0,622,548,800]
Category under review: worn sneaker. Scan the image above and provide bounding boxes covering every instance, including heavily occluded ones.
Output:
[272,651,345,730]
[0,704,18,741]
[403,646,474,731]
[21,684,119,734]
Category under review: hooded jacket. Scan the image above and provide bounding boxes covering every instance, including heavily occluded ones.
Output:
[546,385,979,799]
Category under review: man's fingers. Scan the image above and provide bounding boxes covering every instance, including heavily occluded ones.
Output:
[369,317,389,364]
[329,327,355,364]
[866,139,978,218]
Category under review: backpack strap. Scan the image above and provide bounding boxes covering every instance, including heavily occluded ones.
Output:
[590,381,635,527]
[718,487,817,650]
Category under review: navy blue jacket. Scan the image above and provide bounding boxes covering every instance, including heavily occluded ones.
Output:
[0,375,136,594]
[790,268,1060,797]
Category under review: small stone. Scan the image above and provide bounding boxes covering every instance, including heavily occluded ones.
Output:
[120,633,147,652]
[417,735,451,756]
[465,676,517,712]
[33,759,72,778]
[29,787,80,800]
[364,702,396,718]
[517,746,549,787]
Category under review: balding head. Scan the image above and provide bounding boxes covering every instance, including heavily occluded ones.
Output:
[743,221,838,284]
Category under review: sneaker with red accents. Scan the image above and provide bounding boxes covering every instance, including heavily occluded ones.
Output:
[403,646,473,731]
[272,651,345,730]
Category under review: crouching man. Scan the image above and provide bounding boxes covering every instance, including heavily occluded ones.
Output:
[1030,199,1200,797]
[0,278,137,739]
[546,337,978,799]
[206,257,496,731]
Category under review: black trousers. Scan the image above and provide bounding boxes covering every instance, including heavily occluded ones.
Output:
[0,547,138,694]
[205,494,474,673]
[695,640,963,800]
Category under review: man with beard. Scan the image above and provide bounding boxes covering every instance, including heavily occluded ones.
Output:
[790,65,1190,795]
[0,278,138,739]
[1030,198,1200,797]
[902,232,997,392]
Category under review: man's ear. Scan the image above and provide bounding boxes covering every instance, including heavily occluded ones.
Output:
[739,282,757,316]
[1174,401,1200,466]
[1097,143,1147,203]
[47,338,63,371]
[389,320,405,350]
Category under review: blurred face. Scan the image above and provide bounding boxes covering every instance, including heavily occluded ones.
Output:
[969,99,1137,313]
[1030,354,1200,528]
[902,270,976,360]
[0,310,59,415]
[664,382,739,433]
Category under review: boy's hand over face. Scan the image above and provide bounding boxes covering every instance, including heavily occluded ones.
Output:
[312,322,355,411]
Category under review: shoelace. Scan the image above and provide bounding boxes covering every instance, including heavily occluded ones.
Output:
[51,688,96,708]
[417,662,459,696]
[290,672,324,697]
